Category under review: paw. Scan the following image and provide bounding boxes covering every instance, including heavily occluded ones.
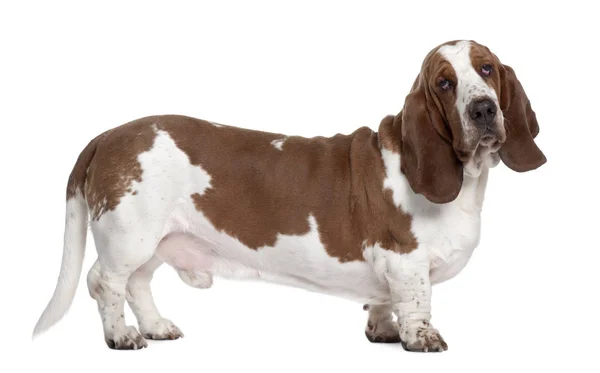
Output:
[365,319,401,343]
[105,326,148,350]
[400,322,448,352]
[141,318,184,340]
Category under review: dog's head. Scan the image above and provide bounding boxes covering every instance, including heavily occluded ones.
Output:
[394,40,546,203]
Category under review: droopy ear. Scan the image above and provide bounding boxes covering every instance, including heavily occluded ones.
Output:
[498,64,547,172]
[397,83,463,204]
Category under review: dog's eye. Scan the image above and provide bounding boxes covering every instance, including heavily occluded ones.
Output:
[481,64,493,76]
[439,78,452,91]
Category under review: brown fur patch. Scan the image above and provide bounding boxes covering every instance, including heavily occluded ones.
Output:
[65,117,160,220]
[64,39,544,265]
[67,114,418,261]
[469,41,502,96]
[89,119,157,220]
[157,115,417,261]
[66,133,104,200]
[384,41,466,204]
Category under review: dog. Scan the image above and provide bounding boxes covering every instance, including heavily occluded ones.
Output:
[33,40,546,352]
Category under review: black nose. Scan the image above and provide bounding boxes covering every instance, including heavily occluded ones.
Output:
[469,99,497,126]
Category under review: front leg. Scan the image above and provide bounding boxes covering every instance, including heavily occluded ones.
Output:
[382,248,448,352]
[363,304,400,343]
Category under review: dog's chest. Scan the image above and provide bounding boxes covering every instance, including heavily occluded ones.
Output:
[416,207,482,284]
[402,177,486,285]
[381,149,487,285]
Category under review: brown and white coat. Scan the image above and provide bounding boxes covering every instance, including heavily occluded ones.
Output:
[33,40,545,352]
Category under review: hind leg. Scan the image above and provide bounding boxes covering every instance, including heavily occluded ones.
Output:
[87,233,157,350]
[126,255,183,340]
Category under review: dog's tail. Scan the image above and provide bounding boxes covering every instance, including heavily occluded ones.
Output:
[32,133,104,339]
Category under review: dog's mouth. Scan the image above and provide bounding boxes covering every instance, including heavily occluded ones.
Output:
[455,138,501,166]
[479,131,503,152]
[480,132,496,147]
[455,125,504,162]
[461,143,502,177]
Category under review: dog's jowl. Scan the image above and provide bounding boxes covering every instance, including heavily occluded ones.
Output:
[33,40,545,352]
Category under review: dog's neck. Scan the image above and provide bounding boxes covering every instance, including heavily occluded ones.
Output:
[459,167,489,213]
[375,117,491,212]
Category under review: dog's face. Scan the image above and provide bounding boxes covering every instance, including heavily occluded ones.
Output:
[395,40,546,203]
[434,42,506,154]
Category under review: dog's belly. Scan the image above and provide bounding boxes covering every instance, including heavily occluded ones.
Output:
[155,212,391,304]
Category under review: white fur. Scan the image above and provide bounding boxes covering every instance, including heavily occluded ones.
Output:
[125,255,184,339]
[377,146,489,350]
[34,46,498,348]
[381,148,488,285]
[33,191,88,337]
[438,40,503,179]
[364,243,447,350]
[33,127,491,349]
[464,143,501,178]
[83,128,215,347]
[270,137,286,150]
[438,41,502,143]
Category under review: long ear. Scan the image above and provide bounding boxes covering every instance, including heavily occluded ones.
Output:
[397,83,463,204]
[498,64,547,172]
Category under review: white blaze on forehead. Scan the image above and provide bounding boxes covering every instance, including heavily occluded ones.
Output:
[438,41,498,128]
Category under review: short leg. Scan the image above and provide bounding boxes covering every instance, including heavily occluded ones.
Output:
[126,255,184,340]
[87,259,148,350]
[363,304,400,343]
[87,230,162,350]
[383,249,448,352]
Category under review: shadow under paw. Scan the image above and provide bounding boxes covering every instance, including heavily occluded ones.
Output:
[106,326,148,350]
[365,330,402,343]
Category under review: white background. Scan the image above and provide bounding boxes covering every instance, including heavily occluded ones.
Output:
[2,1,598,372]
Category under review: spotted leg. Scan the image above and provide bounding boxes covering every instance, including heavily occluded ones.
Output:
[86,230,162,350]
[87,257,148,350]
[381,248,448,352]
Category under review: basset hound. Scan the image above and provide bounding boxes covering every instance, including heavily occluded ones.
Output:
[33,40,546,352]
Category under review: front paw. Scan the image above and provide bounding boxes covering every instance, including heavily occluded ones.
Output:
[400,322,448,352]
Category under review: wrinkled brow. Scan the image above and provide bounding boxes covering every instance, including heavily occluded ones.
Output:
[428,57,457,82]
[469,45,495,65]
